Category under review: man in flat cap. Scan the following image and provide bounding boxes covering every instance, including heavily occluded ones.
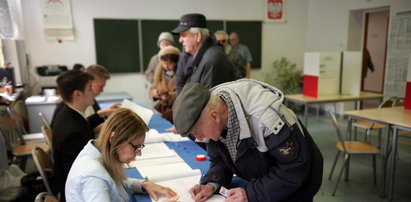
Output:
[172,13,236,94]
[173,79,323,202]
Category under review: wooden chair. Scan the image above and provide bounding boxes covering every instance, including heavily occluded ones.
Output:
[0,109,49,169]
[41,126,53,159]
[38,112,51,131]
[32,146,54,195]
[34,192,59,202]
[328,111,380,196]
[7,107,46,144]
[352,96,398,146]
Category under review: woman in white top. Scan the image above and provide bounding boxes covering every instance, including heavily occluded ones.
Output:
[65,108,177,202]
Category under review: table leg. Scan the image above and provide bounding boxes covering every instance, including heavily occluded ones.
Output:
[388,127,399,200]
[381,123,391,198]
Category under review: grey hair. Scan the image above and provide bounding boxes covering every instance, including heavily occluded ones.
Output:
[214,30,228,40]
[189,27,210,40]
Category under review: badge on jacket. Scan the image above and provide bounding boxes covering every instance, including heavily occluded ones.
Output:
[277,141,295,157]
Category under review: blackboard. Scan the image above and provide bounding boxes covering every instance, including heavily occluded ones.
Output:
[94,19,140,73]
[227,21,262,68]
[94,19,261,73]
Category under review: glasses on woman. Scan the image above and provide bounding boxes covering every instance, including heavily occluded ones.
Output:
[129,142,145,152]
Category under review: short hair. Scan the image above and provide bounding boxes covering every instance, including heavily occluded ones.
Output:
[189,27,209,40]
[215,30,228,40]
[72,63,84,70]
[160,54,179,64]
[96,108,149,185]
[56,70,94,102]
[86,64,110,80]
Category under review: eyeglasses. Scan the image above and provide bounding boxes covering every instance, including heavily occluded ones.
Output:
[129,142,145,152]
[217,39,226,44]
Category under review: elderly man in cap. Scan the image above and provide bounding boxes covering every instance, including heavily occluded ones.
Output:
[172,13,236,94]
[145,32,175,83]
[173,79,323,202]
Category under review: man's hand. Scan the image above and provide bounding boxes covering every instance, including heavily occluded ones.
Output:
[165,125,178,134]
[98,103,120,117]
[143,181,177,201]
[224,188,248,202]
[189,184,214,202]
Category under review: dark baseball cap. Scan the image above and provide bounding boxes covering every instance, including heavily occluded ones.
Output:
[171,13,207,34]
[173,83,210,137]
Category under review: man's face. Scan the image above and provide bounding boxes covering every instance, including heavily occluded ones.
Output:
[191,112,222,142]
[81,80,95,107]
[215,34,228,48]
[179,30,201,55]
[91,77,106,97]
[229,33,239,48]
[161,60,176,72]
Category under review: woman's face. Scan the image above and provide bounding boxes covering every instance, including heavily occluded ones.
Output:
[162,60,176,72]
[116,134,145,163]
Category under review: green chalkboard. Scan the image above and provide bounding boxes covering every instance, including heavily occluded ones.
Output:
[227,21,262,68]
[94,19,140,73]
[94,19,262,73]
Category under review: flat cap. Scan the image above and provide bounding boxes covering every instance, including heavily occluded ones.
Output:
[171,13,207,34]
[173,83,210,137]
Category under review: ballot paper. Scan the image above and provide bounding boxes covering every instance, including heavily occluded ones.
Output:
[121,99,153,124]
[137,142,176,160]
[22,133,44,140]
[152,175,226,202]
[128,151,184,168]
[138,162,201,182]
[145,129,190,144]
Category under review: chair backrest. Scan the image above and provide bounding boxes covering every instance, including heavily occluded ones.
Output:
[32,146,53,194]
[0,109,25,149]
[378,96,398,108]
[329,111,348,152]
[38,112,51,131]
[34,192,59,202]
[41,126,53,156]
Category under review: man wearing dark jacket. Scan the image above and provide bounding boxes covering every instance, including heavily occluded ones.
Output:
[172,13,236,94]
[51,70,95,201]
[173,80,323,202]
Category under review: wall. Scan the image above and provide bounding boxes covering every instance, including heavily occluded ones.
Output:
[17,0,308,105]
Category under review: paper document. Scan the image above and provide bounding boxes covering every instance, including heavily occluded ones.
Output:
[153,175,225,202]
[145,129,190,144]
[128,152,184,168]
[137,142,175,160]
[121,99,153,124]
[138,162,201,182]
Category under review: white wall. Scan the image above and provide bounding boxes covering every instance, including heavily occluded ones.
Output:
[12,0,411,107]
[18,0,309,105]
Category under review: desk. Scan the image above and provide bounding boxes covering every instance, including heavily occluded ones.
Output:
[344,107,411,200]
[26,92,132,133]
[285,92,383,126]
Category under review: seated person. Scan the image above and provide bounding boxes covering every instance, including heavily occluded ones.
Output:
[52,70,96,201]
[150,46,180,123]
[72,63,85,71]
[65,108,178,202]
[85,64,120,133]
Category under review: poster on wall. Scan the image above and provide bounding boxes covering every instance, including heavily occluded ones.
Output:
[265,0,286,23]
[39,0,74,41]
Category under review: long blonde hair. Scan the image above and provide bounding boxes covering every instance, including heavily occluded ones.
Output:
[96,108,148,185]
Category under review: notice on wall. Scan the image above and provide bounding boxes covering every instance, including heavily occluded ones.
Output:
[385,12,411,98]
[39,0,74,40]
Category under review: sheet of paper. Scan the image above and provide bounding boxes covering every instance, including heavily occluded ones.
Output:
[144,129,164,144]
[138,162,201,182]
[121,99,153,124]
[161,132,190,142]
[128,151,184,168]
[137,142,175,160]
[153,175,225,202]
[23,133,44,140]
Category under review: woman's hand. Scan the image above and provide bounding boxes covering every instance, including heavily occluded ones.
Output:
[143,181,177,201]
